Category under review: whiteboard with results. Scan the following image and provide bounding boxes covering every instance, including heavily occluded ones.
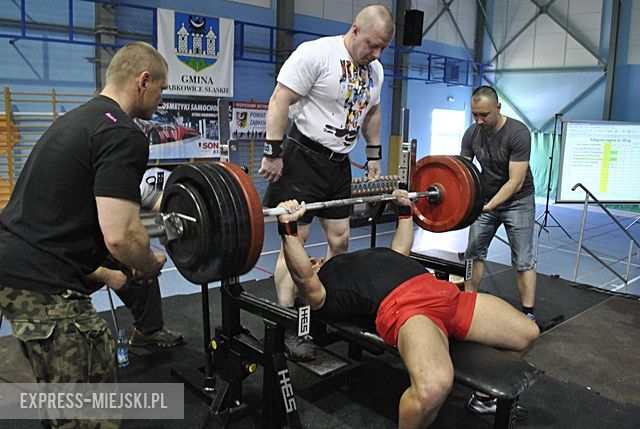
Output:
[557,120,640,203]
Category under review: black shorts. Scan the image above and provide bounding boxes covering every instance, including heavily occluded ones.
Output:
[262,130,352,224]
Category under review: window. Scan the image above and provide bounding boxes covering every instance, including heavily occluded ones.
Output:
[430,109,466,155]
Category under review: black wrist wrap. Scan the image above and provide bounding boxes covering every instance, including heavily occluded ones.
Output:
[366,145,382,160]
[397,205,412,219]
[278,220,298,236]
[264,139,284,158]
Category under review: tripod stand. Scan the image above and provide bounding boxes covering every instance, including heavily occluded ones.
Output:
[536,113,571,239]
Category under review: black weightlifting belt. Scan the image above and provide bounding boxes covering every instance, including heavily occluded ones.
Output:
[288,124,348,163]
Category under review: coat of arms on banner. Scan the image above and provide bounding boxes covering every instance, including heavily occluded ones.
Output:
[158,8,233,97]
[174,13,220,72]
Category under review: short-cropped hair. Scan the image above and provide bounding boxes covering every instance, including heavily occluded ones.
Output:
[472,85,499,104]
[106,42,168,87]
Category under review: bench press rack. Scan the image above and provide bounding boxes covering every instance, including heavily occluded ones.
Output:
[174,267,540,429]
[171,277,306,429]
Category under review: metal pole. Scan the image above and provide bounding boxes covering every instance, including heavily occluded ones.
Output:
[573,194,590,281]
[540,114,562,227]
[624,240,633,293]
[106,288,120,334]
[603,0,622,119]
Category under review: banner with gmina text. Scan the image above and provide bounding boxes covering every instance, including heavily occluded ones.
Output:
[157,9,234,97]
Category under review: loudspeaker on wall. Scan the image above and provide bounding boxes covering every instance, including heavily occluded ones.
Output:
[403,9,424,46]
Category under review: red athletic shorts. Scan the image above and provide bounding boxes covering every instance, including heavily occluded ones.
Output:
[375,273,477,347]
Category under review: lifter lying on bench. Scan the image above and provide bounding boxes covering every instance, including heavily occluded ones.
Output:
[276,190,540,428]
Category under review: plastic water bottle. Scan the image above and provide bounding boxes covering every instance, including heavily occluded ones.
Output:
[116,328,129,368]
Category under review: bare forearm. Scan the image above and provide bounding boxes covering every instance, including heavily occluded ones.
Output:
[97,197,163,277]
[87,266,128,291]
[106,226,157,273]
[485,179,522,211]
[390,217,415,256]
[281,235,315,285]
[86,266,114,284]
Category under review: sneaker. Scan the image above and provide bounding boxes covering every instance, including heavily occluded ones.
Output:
[467,393,528,419]
[284,330,316,362]
[129,327,185,348]
[467,392,498,414]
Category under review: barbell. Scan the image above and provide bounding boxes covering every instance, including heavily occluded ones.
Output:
[151,155,484,284]
[262,188,440,217]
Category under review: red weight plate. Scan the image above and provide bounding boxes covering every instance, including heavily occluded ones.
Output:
[218,162,264,275]
[411,155,476,232]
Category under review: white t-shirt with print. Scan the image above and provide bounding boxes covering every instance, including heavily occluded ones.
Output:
[278,35,384,154]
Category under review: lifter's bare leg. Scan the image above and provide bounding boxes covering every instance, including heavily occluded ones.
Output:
[465,292,540,358]
[397,315,453,429]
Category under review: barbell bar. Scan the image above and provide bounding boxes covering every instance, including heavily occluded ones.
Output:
[154,155,483,284]
[147,185,441,239]
[145,189,439,240]
[262,187,440,217]
[142,212,196,241]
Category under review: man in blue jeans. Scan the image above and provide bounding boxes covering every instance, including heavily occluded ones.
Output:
[460,85,537,416]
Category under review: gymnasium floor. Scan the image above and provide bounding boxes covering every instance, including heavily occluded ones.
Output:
[1,199,639,428]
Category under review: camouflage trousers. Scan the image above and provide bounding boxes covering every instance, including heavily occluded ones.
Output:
[0,284,120,429]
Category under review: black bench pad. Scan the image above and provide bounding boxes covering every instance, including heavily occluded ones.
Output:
[410,250,467,279]
[329,322,540,400]
[449,340,540,399]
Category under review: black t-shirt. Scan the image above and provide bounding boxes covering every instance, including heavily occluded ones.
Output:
[315,248,427,331]
[460,117,534,202]
[0,96,149,294]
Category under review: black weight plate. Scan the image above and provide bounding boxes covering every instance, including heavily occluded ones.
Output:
[199,163,246,278]
[218,162,265,275]
[205,163,251,278]
[163,164,229,283]
[190,164,238,279]
[455,155,485,228]
[454,155,481,229]
[160,181,212,284]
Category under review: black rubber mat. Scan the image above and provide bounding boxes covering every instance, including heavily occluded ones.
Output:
[2,268,639,428]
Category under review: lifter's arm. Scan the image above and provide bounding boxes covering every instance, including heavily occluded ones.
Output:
[389,189,415,256]
[278,201,327,310]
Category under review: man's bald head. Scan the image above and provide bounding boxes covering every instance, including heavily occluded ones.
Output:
[355,4,395,39]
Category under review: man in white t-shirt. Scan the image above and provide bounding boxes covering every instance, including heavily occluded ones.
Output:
[259,4,395,362]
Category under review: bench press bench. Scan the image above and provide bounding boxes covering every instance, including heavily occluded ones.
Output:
[314,321,541,429]
[192,272,540,429]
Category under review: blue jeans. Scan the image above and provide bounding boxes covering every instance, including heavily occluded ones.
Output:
[465,193,536,271]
